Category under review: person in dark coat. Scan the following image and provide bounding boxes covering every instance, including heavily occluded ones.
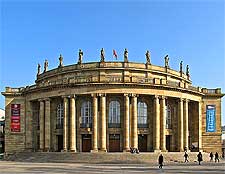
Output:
[197,152,203,165]
[215,152,219,162]
[209,152,213,161]
[158,154,164,169]
[184,152,189,162]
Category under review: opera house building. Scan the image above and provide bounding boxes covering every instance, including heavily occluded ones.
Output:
[2,49,224,154]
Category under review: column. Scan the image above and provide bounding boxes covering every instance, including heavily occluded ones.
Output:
[63,97,69,151]
[183,99,189,151]
[123,94,130,151]
[45,99,51,151]
[39,100,45,151]
[131,94,138,149]
[160,96,166,151]
[100,94,107,151]
[198,101,202,151]
[70,95,76,152]
[178,98,184,151]
[92,94,98,152]
[154,95,160,152]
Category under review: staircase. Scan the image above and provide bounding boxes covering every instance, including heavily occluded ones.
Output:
[4,152,210,164]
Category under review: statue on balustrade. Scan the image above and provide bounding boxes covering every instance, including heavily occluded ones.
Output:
[44,59,48,72]
[146,50,151,64]
[78,49,83,64]
[124,48,128,63]
[100,48,105,62]
[165,55,169,68]
[58,54,63,67]
[186,65,190,77]
[180,61,183,72]
[37,63,41,75]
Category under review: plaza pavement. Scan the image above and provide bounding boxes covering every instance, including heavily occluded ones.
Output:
[0,159,224,174]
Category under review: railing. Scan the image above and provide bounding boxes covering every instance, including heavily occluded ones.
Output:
[138,124,149,128]
[167,80,179,87]
[108,123,121,128]
[80,123,92,128]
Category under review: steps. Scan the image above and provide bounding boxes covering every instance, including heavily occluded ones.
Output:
[4,152,210,164]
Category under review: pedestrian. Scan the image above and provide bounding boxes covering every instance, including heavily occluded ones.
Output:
[197,152,203,165]
[209,152,213,161]
[222,151,224,159]
[158,154,164,169]
[184,152,189,162]
[215,152,219,162]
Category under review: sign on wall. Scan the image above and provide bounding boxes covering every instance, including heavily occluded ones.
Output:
[206,105,216,132]
[11,104,20,132]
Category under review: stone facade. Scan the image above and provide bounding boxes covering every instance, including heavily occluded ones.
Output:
[2,61,224,154]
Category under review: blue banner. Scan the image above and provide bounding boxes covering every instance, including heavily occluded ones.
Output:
[206,105,216,132]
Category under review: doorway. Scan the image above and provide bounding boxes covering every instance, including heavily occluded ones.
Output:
[109,134,120,152]
[57,135,63,152]
[138,134,147,152]
[82,134,92,152]
[166,135,171,152]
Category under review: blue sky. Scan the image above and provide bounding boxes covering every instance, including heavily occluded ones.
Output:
[0,0,225,124]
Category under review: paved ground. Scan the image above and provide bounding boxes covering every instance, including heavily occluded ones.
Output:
[0,160,224,174]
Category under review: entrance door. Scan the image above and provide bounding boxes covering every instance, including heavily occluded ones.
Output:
[109,134,120,152]
[82,134,92,152]
[57,135,63,152]
[166,135,171,152]
[138,134,147,152]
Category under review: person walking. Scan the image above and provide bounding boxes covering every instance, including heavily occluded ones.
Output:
[209,152,213,161]
[197,152,203,165]
[158,154,164,169]
[184,152,189,162]
[215,152,219,162]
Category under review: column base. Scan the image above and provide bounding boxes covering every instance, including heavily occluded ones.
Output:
[161,149,168,152]
[154,149,161,153]
[99,149,107,152]
[91,149,98,153]
[123,149,130,152]
[62,149,68,152]
[38,149,44,152]
[70,149,77,152]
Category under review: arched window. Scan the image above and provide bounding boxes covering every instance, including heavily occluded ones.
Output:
[81,100,92,127]
[138,101,148,128]
[56,103,63,129]
[109,100,120,128]
[166,104,172,129]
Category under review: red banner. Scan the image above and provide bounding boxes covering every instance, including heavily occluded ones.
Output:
[11,104,20,132]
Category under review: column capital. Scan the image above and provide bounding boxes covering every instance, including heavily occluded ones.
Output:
[70,94,76,98]
[124,93,129,97]
[98,93,106,97]
[131,93,139,97]
[154,95,159,99]
[177,98,184,102]
[184,98,190,103]
[159,95,167,100]
[61,95,70,99]
[91,93,98,97]
[38,99,45,102]
[44,98,51,102]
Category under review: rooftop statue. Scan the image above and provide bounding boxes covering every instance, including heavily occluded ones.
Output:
[100,48,105,62]
[146,50,151,64]
[186,65,190,77]
[58,54,63,67]
[180,61,183,72]
[124,48,128,63]
[78,49,83,64]
[37,63,41,75]
[44,59,48,72]
[165,55,169,68]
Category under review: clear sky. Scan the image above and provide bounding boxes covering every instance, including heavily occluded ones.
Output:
[0,0,225,125]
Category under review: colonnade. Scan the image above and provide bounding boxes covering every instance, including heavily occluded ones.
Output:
[38,94,202,152]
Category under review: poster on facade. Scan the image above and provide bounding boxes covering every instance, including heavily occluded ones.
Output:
[206,105,216,132]
[11,104,20,132]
